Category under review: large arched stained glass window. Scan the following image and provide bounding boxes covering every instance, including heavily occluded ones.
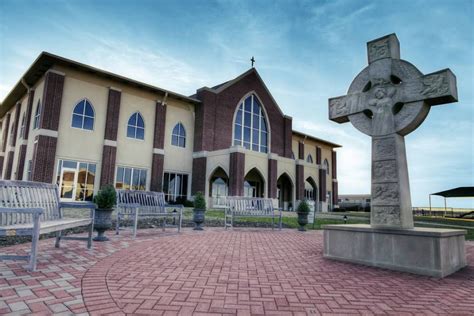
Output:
[72,99,95,130]
[127,112,145,140]
[233,94,268,153]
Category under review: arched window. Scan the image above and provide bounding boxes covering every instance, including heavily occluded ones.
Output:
[33,100,41,129]
[324,159,330,175]
[127,112,145,140]
[72,99,94,130]
[171,123,186,147]
[233,94,268,153]
[306,154,313,164]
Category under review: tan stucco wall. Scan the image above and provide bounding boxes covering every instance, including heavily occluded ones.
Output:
[163,98,194,174]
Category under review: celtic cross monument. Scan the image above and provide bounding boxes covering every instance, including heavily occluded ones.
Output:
[323,34,466,278]
[329,33,457,229]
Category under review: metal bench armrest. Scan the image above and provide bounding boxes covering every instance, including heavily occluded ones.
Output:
[0,207,43,215]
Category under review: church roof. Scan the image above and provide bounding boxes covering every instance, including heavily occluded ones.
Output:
[0,52,201,117]
[292,130,341,148]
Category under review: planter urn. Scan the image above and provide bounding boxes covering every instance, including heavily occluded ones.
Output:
[93,208,114,241]
[297,212,309,231]
[193,209,205,230]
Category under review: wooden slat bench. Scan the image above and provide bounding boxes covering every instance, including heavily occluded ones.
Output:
[0,180,96,271]
[115,190,183,238]
[225,197,282,230]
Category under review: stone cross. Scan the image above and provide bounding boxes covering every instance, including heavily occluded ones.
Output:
[329,34,458,229]
[251,56,256,68]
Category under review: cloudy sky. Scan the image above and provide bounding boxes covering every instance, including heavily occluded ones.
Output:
[1,0,472,208]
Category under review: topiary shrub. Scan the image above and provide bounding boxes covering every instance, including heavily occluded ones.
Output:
[93,185,117,209]
[296,199,310,215]
[193,192,206,210]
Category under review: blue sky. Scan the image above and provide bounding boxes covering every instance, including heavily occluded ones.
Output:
[1,0,473,208]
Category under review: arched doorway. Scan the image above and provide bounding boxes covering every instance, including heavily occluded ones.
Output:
[277,173,293,211]
[244,168,264,198]
[305,177,318,212]
[209,167,229,208]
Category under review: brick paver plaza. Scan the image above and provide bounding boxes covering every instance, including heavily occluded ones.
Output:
[0,228,473,315]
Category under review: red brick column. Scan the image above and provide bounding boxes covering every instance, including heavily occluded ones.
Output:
[32,135,58,183]
[316,146,321,165]
[16,89,35,180]
[0,156,4,178]
[0,113,11,179]
[100,88,121,187]
[283,116,293,159]
[296,164,304,200]
[229,151,245,196]
[191,156,207,195]
[267,158,277,198]
[5,151,14,180]
[5,103,21,180]
[150,101,166,192]
[319,169,326,202]
[31,70,64,183]
[2,113,11,153]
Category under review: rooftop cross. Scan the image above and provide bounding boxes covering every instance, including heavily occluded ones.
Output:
[328,34,458,229]
[251,56,255,68]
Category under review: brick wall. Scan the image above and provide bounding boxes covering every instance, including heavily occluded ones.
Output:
[296,164,304,200]
[31,135,57,183]
[267,159,277,198]
[100,145,117,187]
[150,154,165,192]
[191,157,207,195]
[194,70,292,158]
[229,152,245,196]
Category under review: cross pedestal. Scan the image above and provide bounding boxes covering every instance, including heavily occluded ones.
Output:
[323,34,466,277]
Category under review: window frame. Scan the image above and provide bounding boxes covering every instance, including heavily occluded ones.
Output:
[171,122,186,148]
[114,166,148,191]
[324,159,330,175]
[33,99,41,130]
[126,112,146,141]
[232,93,269,153]
[71,98,95,131]
[19,112,26,139]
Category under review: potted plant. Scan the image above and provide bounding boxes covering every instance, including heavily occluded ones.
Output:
[193,192,206,230]
[93,185,117,241]
[296,200,310,231]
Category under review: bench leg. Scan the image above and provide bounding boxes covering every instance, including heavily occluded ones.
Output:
[87,222,93,249]
[55,231,62,248]
[116,213,120,235]
[272,216,275,230]
[279,213,282,230]
[178,213,182,233]
[133,209,139,239]
[162,217,166,232]
[29,215,41,272]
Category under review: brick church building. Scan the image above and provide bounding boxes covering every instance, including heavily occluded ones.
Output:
[0,52,340,211]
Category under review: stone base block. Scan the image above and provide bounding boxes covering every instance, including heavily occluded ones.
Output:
[323,224,466,278]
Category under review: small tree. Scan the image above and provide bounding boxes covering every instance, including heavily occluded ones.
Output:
[296,199,310,215]
[193,192,206,210]
[93,185,117,209]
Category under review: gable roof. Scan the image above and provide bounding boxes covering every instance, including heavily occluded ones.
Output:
[1,52,201,118]
[195,68,288,117]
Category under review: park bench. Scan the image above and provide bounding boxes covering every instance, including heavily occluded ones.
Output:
[115,189,183,238]
[225,197,282,230]
[0,180,95,271]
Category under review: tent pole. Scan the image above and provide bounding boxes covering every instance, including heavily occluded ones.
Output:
[444,197,447,217]
[429,194,432,216]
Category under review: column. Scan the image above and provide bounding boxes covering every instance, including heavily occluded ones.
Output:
[150,100,166,192]
[31,70,64,183]
[16,89,35,180]
[295,141,304,200]
[267,156,277,199]
[0,113,11,179]
[99,87,121,187]
[229,150,245,196]
[191,156,207,195]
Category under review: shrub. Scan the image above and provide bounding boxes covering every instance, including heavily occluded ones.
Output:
[193,192,206,210]
[296,200,310,215]
[93,185,117,209]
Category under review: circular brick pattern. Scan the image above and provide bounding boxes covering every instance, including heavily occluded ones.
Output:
[81,229,474,315]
